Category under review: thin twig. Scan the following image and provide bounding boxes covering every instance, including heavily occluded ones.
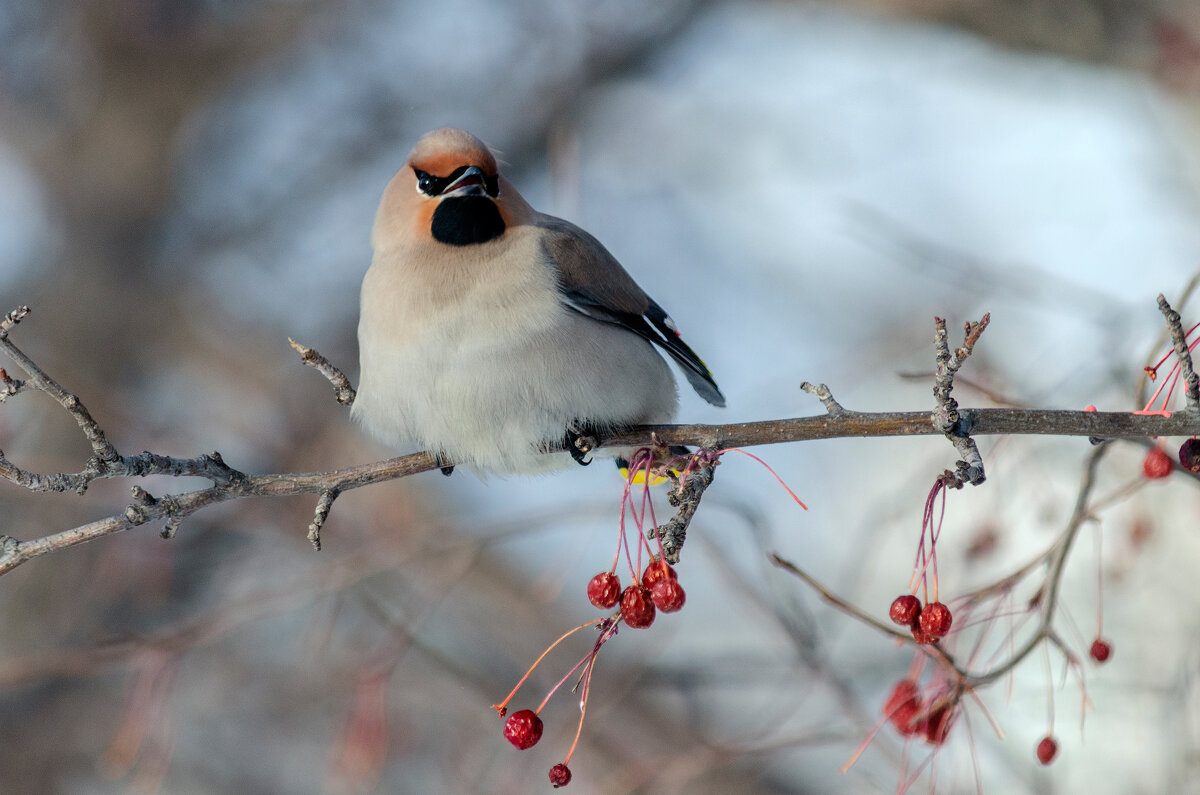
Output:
[650,455,718,564]
[0,367,26,401]
[964,443,1110,687]
[0,306,30,336]
[1137,275,1200,406]
[307,488,340,551]
[289,338,356,405]
[931,315,990,486]
[1157,294,1200,411]
[800,381,846,415]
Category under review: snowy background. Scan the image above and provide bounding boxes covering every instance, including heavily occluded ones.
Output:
[1,1,1199,792]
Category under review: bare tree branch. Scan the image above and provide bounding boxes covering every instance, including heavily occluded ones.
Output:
[1,303,1198,578]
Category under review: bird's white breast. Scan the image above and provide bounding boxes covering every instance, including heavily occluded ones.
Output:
[353,225,677,473]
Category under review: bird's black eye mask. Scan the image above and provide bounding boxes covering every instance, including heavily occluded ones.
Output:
[413,166,500,198]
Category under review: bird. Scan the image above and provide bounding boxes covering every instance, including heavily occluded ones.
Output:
[352,127,724,474]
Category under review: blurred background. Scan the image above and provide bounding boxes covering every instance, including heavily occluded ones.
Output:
[1,0,1200,792]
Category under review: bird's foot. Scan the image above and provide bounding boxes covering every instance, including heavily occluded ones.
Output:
[565,423,602,466]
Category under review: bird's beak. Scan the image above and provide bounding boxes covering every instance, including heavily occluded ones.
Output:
[443,165,488,197]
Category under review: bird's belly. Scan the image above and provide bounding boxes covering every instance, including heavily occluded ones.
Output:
[354,301,677,472]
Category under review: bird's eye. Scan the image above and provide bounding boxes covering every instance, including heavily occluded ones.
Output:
[414,169,438,196]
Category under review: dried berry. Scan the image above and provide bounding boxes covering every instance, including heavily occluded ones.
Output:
[1089,638,1112,664]
[910,628,937,645]
[922,704,953,745]
[1143,447,1173,479]
[889,594,921,625]
[503,709,543,750]
[883,680,923,736]
[620,585,656,628]
[641,559,676,590]
[650,578,686,613]
[918,601,953,639]
[1037,735,1058,765]
[1179,438,1200,473]
[549,763,572,788]
[586,572,621,609]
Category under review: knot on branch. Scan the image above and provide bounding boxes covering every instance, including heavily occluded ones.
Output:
[124,486,157,525]
[0,368,24,401]
[123,487,185,536]
[0,306,30,338]
[206,451,248,489]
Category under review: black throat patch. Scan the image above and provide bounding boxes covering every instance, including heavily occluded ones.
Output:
[431,196,506,246]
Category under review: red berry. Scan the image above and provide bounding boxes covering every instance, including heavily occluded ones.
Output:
[883,680,923,736]
[1143,447,1173,479]
[889,594,921,625]
[1037,735,1058,765]
[641,559,676,590]
[586,572,621,609]
[549,763,572,788]
[918,602,953,639]
[1180,438,1200,472]
[922,704,953,745]
[650,578,686,612]
[1090,638,1112,663]
[620,585,656,628]
[909,613,935,644]
[503,709,543,750]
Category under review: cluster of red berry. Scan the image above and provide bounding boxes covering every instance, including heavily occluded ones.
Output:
[495,559,688,788]
[587,559,686,628]
[493,447,713,788]
[888,594,953,644]
[1143,437,1200,478]
[882,680,955,746]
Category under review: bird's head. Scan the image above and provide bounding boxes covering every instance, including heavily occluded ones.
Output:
[375,128,527,249]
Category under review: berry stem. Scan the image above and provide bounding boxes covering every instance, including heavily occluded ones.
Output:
[930,483,947,603]
[562,635,605,766]
[1093,523,1104,638]
[722,448,808,509]
[618,477,639,582]
[1142,356,1181,412]
[535,618,618,715]
[491,618,604,715]
[1042,641,1055,734]
[636,452,658,574]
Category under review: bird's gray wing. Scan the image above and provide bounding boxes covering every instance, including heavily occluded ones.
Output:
[535,214,725,408]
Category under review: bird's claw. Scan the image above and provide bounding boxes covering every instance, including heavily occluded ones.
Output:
[565,426,599,466]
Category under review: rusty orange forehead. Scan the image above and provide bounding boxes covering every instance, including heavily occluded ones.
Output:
[406,128,498,177]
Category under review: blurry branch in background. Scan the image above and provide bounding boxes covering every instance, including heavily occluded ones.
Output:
[768,438,1123,771]
[1,298,1198,577]
[770,439,1110,689]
